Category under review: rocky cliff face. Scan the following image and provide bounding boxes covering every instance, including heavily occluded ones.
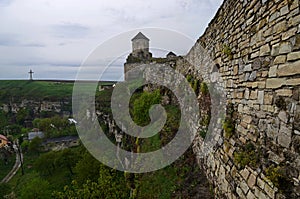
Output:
[1,99,71,117]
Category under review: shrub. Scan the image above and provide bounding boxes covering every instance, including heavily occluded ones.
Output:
[223,44,233,60]
[234,143,259,169]
[200,82,209,95]
[265,165,293,195]
[223,119,234,138]
[199,130,207,139]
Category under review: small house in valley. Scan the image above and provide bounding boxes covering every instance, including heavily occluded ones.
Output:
[28,130,45,141]
[43,136,80,151]
[0,134,11,148]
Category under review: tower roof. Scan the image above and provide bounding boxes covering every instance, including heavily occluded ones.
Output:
[167,51,177,57]
[131,32,149,41]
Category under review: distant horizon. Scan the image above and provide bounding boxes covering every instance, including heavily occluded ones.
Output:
[0,78,117,82]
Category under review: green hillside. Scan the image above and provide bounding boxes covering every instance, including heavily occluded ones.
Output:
[0,80,115,102]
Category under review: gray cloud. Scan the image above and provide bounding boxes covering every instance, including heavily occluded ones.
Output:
[0,0,13,7]
[0,34,18,46]
[52,23,90,38]
[22,43,46,47]
[0,34,45,47]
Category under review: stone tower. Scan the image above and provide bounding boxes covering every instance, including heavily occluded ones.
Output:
[124,32,152,80]
[131,32,151,59]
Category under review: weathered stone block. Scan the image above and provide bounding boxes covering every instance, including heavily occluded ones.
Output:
[247,190,256,199]
[238,104,244,112]
[268,66,278,77]
[280,5,289,16]
[234,65,239,75]
[252,58,262,70]
[244,89,250,100]
[287,52,300,61]
[279,42,292,54]
[278,125,292,148]
[251,51,260,59]
[258,81,266,88]
[236,187,246,198]
[257,177,266,190]
[249,71,257,81]
[241,168,250,181]
[269,11,280,22]
[264,182,275,198]
[243,115,252,124]
[237,92,244,99]
[277,60,300,76]
[260,44,271,56]
[247,174,257,189]
[276,89,293,96]
[273,55,286,65]
[240,180,249,195]
[264,94,273,105]
[290,0,300,10]
[261,71,269,78]
[293,88,300,100]
[267,123,279,139]
[294,34,300,50]
[271,43,280,56]
[287,78,300,86]
[282,27,297,40]
[294,108,300,131]
[278,111,289,123]
[250,90,258,99]
[258,91,264,105]
[266,78,286,88]
[254,187,269,199]
[288,15,300,27]
[244,64,252,72]
[274,21,287,34]
[268,151,284,164]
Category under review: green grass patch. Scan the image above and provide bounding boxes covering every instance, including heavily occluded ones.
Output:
[0,80,74,102]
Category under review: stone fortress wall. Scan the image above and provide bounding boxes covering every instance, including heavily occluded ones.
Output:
[182,0,300,198]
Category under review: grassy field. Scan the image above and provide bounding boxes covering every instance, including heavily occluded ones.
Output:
[0,80,115,102]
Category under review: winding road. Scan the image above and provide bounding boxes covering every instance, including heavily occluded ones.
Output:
[1,142,23,183]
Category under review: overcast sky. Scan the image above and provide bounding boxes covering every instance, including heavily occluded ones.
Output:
[0,0,223,81]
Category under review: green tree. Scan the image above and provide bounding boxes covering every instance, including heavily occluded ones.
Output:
[21,140,30,152]
[20,177,51,199]
[0,110,8,129]
[28,137,42,154]
[53,166,130,198]
[55,148,79,175]
[16,108,29,126]
[97,164,130,198]
[34,151,57,176]
[133,90,161,126]
[74,151,101,184]
[7,124,22,136]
